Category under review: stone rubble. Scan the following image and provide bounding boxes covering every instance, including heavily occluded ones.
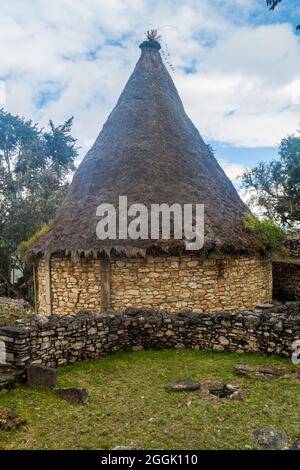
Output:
[26,364,57,389]
[0,410,26,431]
[165,381,200,392]
[252,428,289,450]
[235,363,283,379]
[0,365,26,392]
[54,387,88,404]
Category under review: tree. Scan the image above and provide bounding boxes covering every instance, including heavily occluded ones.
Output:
[266,0,300,30]
[0,109,78,298]
[241,132,300,225]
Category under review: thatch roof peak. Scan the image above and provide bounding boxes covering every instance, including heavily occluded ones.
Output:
[139,39,161,51]
[29,37,261,259]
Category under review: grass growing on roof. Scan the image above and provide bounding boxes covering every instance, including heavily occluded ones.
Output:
[18,220,53,261]
[0,349,299,450]
[243,213,285,256]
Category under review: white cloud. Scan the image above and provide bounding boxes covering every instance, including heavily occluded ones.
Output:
[0,81,5,106]
[176,24,300,147]
[218,159,247,182]
[1,0,300,160]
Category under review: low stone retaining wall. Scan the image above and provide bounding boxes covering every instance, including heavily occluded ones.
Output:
[284,232,300,257]
[272,235,300,300]
[285,237,300,257]
[1,303,300,368]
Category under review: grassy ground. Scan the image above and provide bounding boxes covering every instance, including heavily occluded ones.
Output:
[0,349,299,450]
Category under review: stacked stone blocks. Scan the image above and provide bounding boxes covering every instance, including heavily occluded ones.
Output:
[36,255,272,315]
[1,303,299,368]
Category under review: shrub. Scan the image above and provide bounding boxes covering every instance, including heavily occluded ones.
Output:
[243,213,286,256]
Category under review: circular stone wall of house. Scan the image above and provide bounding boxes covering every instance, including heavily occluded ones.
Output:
[35,255,272,316]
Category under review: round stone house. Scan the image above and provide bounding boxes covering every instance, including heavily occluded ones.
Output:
[29,38,273,316]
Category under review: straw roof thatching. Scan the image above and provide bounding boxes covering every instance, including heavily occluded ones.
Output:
[30,38,261,259]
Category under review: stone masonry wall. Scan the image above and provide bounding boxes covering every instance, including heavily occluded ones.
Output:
[272,234,300,301]
[1,303,300,368]
[273,262,300,301]
[36,255,272,315]
[111,256,272,313]
[37,258,101,315]
[285,236,300,257]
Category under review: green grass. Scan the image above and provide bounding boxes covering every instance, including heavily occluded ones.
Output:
[0,349,299,450]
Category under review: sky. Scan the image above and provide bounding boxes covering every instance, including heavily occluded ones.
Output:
[0,0,300,185]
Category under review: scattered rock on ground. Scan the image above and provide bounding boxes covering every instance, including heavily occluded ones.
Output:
[235,364,256,377]
[0,373,16,392]
[230,390,244,401]
[112,446,143,450]
[184,380,244,403]
[208,382,244,400]
[0,366,26,392]
[27,364,57,389]
[165,381,200,392]
[208,383,230,398]
[235,363,282,379]
[255,365,282,379]
[252,428,289,450]
[55,387,89,404]
[0,410,26,431]
[290,439,300,450]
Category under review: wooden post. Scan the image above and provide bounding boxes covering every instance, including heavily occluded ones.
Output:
[45,259,52,316]
[100,259,111,312]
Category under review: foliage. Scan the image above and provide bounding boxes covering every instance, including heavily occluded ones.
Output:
[241,132,300,225]
[0,108,78,296]
[266,0,300,30]
[0,349,299,450]
[18,220,54,261]
[267,0,282,9]
[243,213,285,255]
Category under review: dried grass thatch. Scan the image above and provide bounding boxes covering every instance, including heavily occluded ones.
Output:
[29,39,263,260]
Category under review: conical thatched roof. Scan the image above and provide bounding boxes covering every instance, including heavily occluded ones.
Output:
[30,38,260,259]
